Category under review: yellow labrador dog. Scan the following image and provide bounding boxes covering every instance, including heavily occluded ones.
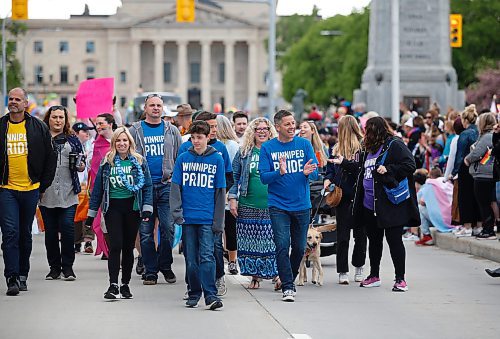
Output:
[297,223,336,287]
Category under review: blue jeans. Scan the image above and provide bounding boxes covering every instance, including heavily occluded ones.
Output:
[0,188,40,278]
[39,205,77,271]
[269,207,310,292]
[183,224,218,304]
[418,205,432,235]
[214,233,224,280]
[139,183,174,278]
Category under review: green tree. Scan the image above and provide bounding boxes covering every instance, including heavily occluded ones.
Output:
[281,9,369,106]
[0,20,26,90]
[276,6,321,70]
[451,0,500,88]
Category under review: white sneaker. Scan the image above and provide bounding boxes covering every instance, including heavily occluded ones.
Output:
[282,289,295,302]
[354,266,364,282]
[338,273,349,285]
[402,232,419,241]
[216,277,227,296]
[183,290,189,300]
[472,226,483,236]
[455,228,472,237]
[451,226,462,234]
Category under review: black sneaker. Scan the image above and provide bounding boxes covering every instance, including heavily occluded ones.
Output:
[228,261,238,275]
[120,284,133,299]
[104,284,120,300]
[185,298,199,308]
[74,243,81,253]
[45,268,61,280]
[6,276,19,296]
[136,256,145,275]
[206,298,223,310]
[101,253,108,260]
[476,230,497,240]
[62,268,76,281]
[84,241,94,254]
[142,274,157,285]
[19,276,28,291]
[162,269,177,284]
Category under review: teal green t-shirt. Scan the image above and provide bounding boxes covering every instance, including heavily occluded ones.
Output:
[109,159,134,199]
[239,147,268,209]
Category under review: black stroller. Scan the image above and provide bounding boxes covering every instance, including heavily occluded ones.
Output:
[309,180,337,257]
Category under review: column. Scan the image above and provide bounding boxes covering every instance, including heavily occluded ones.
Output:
[224,40,235,111]
[177,40,188,103]
[247,40,258,114]
[201,40,211,110]
[154,40,164,91]
[130,41,141,96]
[108,41,118,80]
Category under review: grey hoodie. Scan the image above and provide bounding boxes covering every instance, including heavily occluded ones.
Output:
[170,146,226,233]
[465,131,494,180]
[129,120,182,184]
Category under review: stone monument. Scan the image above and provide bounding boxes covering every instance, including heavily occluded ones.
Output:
[354,0,465,118]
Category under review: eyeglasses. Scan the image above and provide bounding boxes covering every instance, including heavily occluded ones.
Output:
[255,127,270,132]
[145,93,163,102]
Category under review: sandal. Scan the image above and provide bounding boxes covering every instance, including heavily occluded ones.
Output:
[274,278,282,291]
[247,278,260,289]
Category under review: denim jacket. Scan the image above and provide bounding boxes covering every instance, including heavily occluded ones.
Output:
[88,156,153,218]
[452,124,478,176]
[228,149,249,200]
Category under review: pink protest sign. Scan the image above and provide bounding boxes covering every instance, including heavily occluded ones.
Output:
[76,78,114,118]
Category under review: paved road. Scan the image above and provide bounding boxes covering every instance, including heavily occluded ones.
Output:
[1,235,499,339]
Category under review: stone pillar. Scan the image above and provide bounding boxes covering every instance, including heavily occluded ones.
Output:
[154,40,164,91]
[224,40,235,110]
[177,40,188,103]
[108,41,118,80]
[130,41,141,96]
[201,40,211,110]
[247,40,259,114]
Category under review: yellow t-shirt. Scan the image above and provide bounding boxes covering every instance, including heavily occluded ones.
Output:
[0,121,40,191]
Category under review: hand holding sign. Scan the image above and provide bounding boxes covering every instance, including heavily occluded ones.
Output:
[303,159,317,176]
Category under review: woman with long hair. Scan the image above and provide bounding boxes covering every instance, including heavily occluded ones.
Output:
[216,114,240,274]
[40,105,85,281]
[451,105,480,237]
[352,117,419,292]
[464,113,497,240]
[228,118,279,289]
[324,116,367,284]
[299,121,328,169]
[86,127,153,299]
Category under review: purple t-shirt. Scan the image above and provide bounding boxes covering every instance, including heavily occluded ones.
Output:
[363,146,383,210]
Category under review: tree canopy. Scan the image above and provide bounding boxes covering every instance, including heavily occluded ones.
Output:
[0,20,26,91]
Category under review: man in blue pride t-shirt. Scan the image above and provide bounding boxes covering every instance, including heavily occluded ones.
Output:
[259,110,318,302]
[178,111,232,297]
[129,94,182,285]
[170,121,225,310]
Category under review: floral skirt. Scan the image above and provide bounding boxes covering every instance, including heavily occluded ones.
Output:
[236,205,278,279]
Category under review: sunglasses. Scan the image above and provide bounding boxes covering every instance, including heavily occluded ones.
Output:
[425,116,432,119]
[145,93,163,102]
[49,105,66,112]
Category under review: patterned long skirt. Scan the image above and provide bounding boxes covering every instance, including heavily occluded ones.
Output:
[236,205,278,279]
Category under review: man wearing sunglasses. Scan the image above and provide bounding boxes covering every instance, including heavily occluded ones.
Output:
[0,88,57,296]
[129,93,183,285]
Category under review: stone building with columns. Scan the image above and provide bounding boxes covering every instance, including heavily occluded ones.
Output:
[16,0,270,114]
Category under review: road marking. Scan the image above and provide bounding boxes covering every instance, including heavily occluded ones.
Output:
[291,334,312,339]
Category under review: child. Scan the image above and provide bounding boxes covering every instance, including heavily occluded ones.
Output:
[170,121,226,310]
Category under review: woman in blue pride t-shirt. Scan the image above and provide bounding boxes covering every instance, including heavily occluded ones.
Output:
[86,127,153,300]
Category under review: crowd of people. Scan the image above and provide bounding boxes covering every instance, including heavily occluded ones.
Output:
[1,87,499,309]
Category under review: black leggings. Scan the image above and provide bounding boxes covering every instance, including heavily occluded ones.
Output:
[104,198,141,285]
[224,210,237,252]
[363,207,405,280]
[473,179,496,232]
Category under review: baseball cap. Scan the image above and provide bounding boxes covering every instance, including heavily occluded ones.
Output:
[72,122,93,133]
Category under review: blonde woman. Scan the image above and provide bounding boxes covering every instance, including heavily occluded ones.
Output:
[216,114,240,274]
[228,118,279,289]
[323,115,367,284]
[299,121,328,169]
[86,127,153,300]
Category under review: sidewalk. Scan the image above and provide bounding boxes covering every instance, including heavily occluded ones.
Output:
[431,228,500,263]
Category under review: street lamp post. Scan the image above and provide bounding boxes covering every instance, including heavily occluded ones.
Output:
[391,0,400,124]
[1,15,9,115]
[268,0,276,117]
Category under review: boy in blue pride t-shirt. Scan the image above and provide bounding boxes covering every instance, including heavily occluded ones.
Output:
[259,110,318,303]
[170,121,225,310]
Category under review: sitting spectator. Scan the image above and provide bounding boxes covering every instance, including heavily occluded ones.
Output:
[402,169,428,241]
[415,167,456,246]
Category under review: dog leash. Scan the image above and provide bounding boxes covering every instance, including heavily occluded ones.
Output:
[310,186,328,227]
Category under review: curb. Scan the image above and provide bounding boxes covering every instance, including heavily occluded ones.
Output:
[430,229,500,263]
